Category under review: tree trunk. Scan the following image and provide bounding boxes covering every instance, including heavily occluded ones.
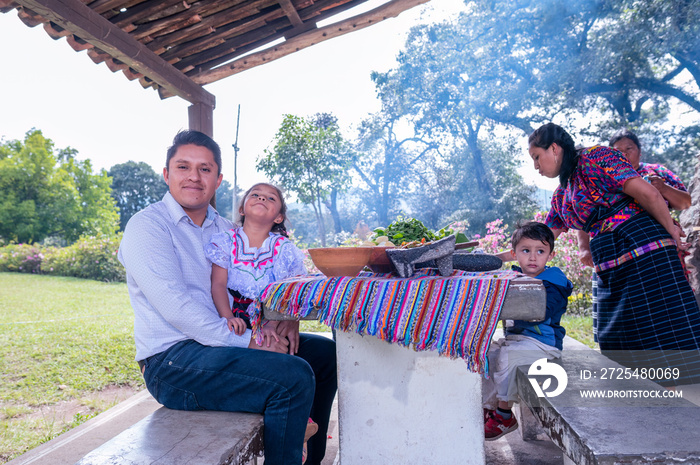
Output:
[314,191,327,247]
[379,139,394,226]
[324,189,342,234]
[461,120,492,196]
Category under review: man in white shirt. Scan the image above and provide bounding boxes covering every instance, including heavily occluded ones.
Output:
[119,130,337,465]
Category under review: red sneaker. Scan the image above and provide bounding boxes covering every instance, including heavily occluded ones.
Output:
[483,408,494,424]
[484,411,518,441]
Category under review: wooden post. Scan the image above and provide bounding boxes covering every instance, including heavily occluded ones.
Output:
[188,102,214,137]
[188,102,216,207]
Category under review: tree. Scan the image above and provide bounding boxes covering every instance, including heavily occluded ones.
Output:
[215,179,238,222]
[352,111,438,227]
[258,113,354,246]
[108,161,168,230]
[0,129,118,243]
[455,0,700,128]
[366,10,541,232]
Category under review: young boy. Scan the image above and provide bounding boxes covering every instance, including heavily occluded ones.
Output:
[483,221,573,440]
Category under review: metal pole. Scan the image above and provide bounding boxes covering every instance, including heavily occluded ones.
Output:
[232,104,241,222]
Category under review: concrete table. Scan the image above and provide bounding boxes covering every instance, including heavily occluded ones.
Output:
[265,276,546,465]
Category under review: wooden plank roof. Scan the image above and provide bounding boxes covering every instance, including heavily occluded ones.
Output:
[1,0,429,105]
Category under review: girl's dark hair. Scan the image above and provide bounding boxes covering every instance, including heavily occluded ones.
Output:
[609,128,641,151]
[238,183,289,237]
[511,221,555,253]
[166,130,222,175]
[528,123,578,186]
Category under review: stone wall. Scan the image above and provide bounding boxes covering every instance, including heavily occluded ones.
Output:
[679,159,700,305]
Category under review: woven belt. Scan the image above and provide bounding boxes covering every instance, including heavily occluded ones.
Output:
[595,238,676,273]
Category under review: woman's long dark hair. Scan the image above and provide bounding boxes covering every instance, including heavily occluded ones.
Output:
[238,183,289,237]
[528,123,579,186]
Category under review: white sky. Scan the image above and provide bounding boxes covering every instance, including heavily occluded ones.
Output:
[0,0,559,192]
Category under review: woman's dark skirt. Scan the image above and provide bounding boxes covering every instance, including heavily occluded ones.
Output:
[590,212,700,385]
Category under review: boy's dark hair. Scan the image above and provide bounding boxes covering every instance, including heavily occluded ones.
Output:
[238,183,289,237]
[166,130,222,175]
[511,221,555,253]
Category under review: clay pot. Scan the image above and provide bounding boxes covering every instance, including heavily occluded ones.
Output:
[308,247,374,277]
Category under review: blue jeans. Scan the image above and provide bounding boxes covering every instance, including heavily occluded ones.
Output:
[142,333,337,465]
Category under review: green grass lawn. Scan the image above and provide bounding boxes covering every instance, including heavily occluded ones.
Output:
[0,272,329,463]
[0,273,143,462]
[561,314,596,348]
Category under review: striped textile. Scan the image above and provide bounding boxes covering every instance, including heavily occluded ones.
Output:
[591,212,700,385]
[249,269,518,374]
[595,238,677,273]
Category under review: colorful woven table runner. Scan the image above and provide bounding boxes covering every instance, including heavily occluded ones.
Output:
[249,269,519,374]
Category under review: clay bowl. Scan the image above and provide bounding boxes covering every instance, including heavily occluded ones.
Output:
[367,246,395,273]
[308,247,374,277]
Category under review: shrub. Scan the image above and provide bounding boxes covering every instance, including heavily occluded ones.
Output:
[0,243,45,274]
[42,234,125,282]
[475,219,511,255]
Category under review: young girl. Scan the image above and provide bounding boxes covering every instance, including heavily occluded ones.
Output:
[204,182,317,463]
[205,182,307,334]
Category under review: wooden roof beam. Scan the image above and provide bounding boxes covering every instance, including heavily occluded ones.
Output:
[13,0,215,106]
[180,0,364,74]
[190,0,430,86]
[111,0,190,29]
[278,0,303,27]
[0,0,18,13]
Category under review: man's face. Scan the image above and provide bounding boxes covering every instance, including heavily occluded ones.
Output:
[163,144,222,217]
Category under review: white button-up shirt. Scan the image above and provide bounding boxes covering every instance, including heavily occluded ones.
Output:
[119,192,250,360]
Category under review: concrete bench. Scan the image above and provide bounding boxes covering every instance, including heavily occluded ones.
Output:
[75,407,264,465]
[515,339,700,464]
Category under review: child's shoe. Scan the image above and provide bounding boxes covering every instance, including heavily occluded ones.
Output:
[484,411,518,441]
[302,418,318,464]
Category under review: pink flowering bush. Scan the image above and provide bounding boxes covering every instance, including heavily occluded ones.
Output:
[42,234,125,282]
[475,219,511,255]
[0,243,45,274]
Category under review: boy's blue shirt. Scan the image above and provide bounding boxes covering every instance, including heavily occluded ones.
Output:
[506,265,574,350]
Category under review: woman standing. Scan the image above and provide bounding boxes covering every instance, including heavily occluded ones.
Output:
[530,123,700,384]
[577,129,692,343]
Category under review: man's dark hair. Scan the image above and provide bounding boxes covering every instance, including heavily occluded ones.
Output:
[609,128,641,151]
[511,221,555,253]
[166,130,222,175]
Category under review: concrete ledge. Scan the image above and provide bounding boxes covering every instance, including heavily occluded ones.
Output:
[516,347,700,464]
[7,389,160,465]
[75,407,264,465]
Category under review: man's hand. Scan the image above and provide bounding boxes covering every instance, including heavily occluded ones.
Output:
[276,320,300,355]
[248,332,289,353]
[260,321,282,348]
